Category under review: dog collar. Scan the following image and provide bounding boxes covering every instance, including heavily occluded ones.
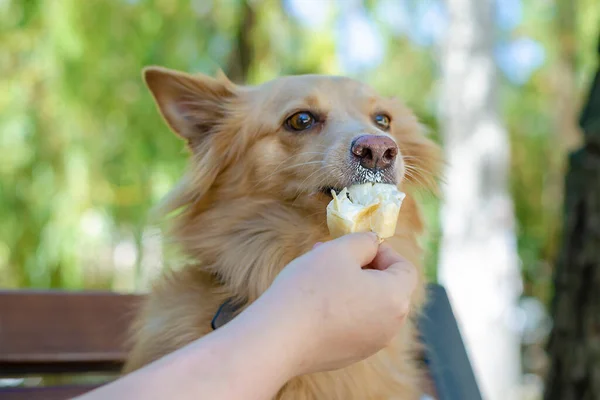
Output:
[211,298,240,330]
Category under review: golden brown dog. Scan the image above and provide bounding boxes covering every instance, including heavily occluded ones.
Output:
[123,66,443,399]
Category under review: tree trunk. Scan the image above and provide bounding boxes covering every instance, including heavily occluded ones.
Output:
[225,1,255,83]
[554,0,582,152]
[543,33,600,400]
[437,0,523,399]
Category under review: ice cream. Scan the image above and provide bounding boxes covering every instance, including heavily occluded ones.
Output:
[326,183,406,241]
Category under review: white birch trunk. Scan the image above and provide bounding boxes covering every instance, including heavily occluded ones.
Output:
[437,0,523,399]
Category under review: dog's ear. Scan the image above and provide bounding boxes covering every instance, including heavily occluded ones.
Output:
[142,66,236,145]
[143,66,239,215]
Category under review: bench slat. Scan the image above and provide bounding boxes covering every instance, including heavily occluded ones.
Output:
[0,285,481,400]
[0,384,100,400]
[0,290,142,375]
[418,285,483,400]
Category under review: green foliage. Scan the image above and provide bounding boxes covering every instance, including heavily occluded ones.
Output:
[502,0,599,304]
[1,0,599,300]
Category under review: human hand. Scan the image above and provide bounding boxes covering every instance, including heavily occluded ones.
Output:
[78,233,418,400]
[254,232,417,377]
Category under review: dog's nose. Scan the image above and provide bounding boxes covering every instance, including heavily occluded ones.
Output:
[351,135,398,170]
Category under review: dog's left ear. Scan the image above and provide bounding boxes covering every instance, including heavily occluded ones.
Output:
[142,66,237,146]
[143,66,238,213]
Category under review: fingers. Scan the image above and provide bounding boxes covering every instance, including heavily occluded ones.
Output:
[379,256,418,296]
[322,232,380,266]
[368,244,417,298]
[369,243,402,271]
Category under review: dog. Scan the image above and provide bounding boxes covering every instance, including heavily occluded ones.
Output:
[122,65,443,399]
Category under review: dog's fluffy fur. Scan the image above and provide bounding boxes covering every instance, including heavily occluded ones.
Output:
[123,66,443,399]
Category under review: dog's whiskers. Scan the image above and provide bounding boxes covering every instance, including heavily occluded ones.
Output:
[404,164,436,192]
[253,160,323,188]
[252,151,327,189]
[290,167,330,207]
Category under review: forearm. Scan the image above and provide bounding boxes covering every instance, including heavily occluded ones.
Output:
[186,302,299,400]
[77,296,299,400]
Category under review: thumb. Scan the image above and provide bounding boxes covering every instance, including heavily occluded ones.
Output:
[325,232,379,266]
[378,257,418,296]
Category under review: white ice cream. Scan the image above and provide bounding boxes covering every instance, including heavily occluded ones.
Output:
[326,183,406,240]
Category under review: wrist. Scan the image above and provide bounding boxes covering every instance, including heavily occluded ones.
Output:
[236,289,308,377]
[202,290,306,398]
[245,284,317,378]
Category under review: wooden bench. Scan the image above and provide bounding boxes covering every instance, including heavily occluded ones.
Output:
[0,285,481,400]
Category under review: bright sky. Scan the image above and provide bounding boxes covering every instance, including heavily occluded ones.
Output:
[284,0,545,84]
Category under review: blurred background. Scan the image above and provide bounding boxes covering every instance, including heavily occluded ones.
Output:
[1,0,599,399]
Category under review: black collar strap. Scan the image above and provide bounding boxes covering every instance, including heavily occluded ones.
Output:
[211,298,240,330]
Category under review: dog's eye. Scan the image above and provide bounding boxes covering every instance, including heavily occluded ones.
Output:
[373,114,391,130]
[286,111,316,131]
